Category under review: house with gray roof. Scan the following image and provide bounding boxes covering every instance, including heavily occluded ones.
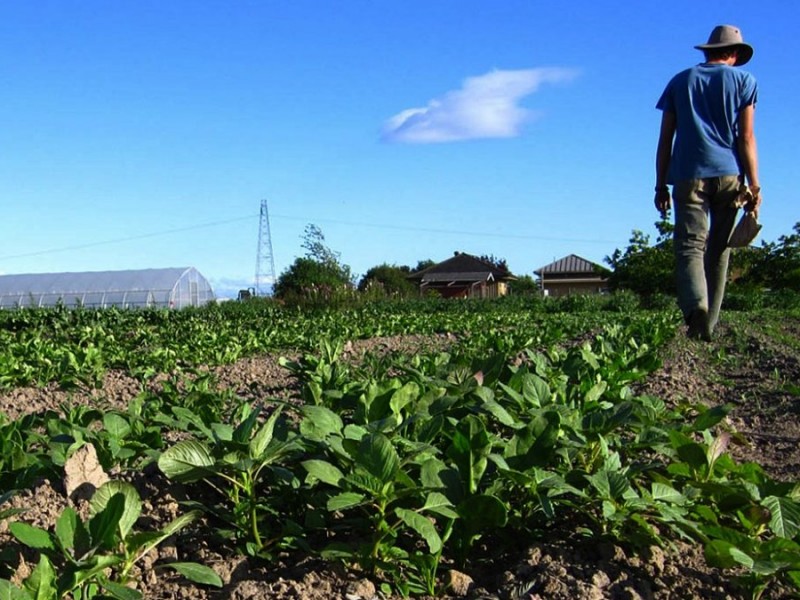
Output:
[407,252,515,299]
[534,254,609,297]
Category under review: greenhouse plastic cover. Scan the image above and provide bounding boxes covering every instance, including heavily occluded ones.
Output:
[0,267,215,309]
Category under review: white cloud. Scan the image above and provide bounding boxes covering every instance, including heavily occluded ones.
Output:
[382,68,579,144]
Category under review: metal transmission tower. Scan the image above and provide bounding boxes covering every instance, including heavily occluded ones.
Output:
[254,199,277,296]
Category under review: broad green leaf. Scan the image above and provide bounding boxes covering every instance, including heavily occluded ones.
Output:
[232,405,259,444]
[125,512,201,561]
[103,413,131,440]
[21,555,56,600]
[651,482,686,505]
[320,542,357,561]
[327,492,365,512]
[602,500,616,519]
[90,482,141,539]
[763,496,800,539]
[523,373,551,407]
[366,414,401,434]
[447,415,491,495]
[415,413,443,445]
[365,388,396,426]
[504,411,561,471]
[704,539,739,569]
[580,344,601,370]
[584,381,608,404]
[249,407,282,459]
[158,441,214,482]
[420,458,462,503]
[479,397,516,427]
[168,562,223,587]
[343,424,368,441]
[302,460,344,487]
[89,492,126,550]
[676,442,708,472]
[8,523,54,551]
[497,382,525,408]
[422,492,459,519]
[457,494,508,533]
[345,471,385,496]
[159,510,201,538]
[588,470,629,500]
[299,406,343,441]
[210,423,234,442]
[0,580,31,600]
[420,457,447,489]
[787,570,800,589]
[126,530,165,549]
[101,580,143,600]
[65,555,122,590]
[357,434,399,484]
[169,407,215,440]
[389,382,419,417]
[728,546,755,569]
[750,559,791,577]
[692,405,731,432]
[694,504,720,525]
[0,507,26,522]
[396,508,442,553]
[55,506,78,551]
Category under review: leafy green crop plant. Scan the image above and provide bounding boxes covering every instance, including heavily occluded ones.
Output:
[659,421,800,599]
[3,481,220,599]
[158,404,303,557]
[300,402,456,596]
[0,411,55,490]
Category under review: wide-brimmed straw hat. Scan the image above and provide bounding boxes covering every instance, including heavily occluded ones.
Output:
[695,25,753,66]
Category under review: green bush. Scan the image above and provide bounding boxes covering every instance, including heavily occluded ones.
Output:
[723,287,765,312]
[546,293,603,313]
[764,288,800,311]
[641,292,675,311]
[603,290,641,313]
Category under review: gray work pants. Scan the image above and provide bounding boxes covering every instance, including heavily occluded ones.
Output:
[672,176,741,334]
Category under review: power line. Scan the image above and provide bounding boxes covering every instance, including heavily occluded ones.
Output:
[0,211,619,263]
[270,213,619,245]
[0,214,257,261]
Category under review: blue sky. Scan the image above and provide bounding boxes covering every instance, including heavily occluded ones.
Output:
[1,1,797,298]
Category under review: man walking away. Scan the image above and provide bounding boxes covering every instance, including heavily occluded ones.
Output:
[654,25,761,341]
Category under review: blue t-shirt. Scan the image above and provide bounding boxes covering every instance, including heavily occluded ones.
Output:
[656,63,758,183]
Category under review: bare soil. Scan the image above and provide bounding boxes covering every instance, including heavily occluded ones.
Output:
[1,320,799,599]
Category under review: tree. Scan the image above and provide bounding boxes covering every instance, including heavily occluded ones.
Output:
[301,224,343,269]
[736,222,800,290]
[478,254,510,275]
[357,264,415,297]
[273,225,353,302]
[411,259,435,273]
[605,218,676,297]
[508,274,539,296]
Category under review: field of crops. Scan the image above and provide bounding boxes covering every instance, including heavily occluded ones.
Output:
[1,297,799,599]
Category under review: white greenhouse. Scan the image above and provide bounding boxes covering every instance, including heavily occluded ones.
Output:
[0,267,216,309]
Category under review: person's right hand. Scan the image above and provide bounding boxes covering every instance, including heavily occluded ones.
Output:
[654,189,671,217]
[745,186,761,218]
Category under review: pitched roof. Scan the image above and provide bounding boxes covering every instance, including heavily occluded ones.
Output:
[409,253,514,283]
[534,254,607,276]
